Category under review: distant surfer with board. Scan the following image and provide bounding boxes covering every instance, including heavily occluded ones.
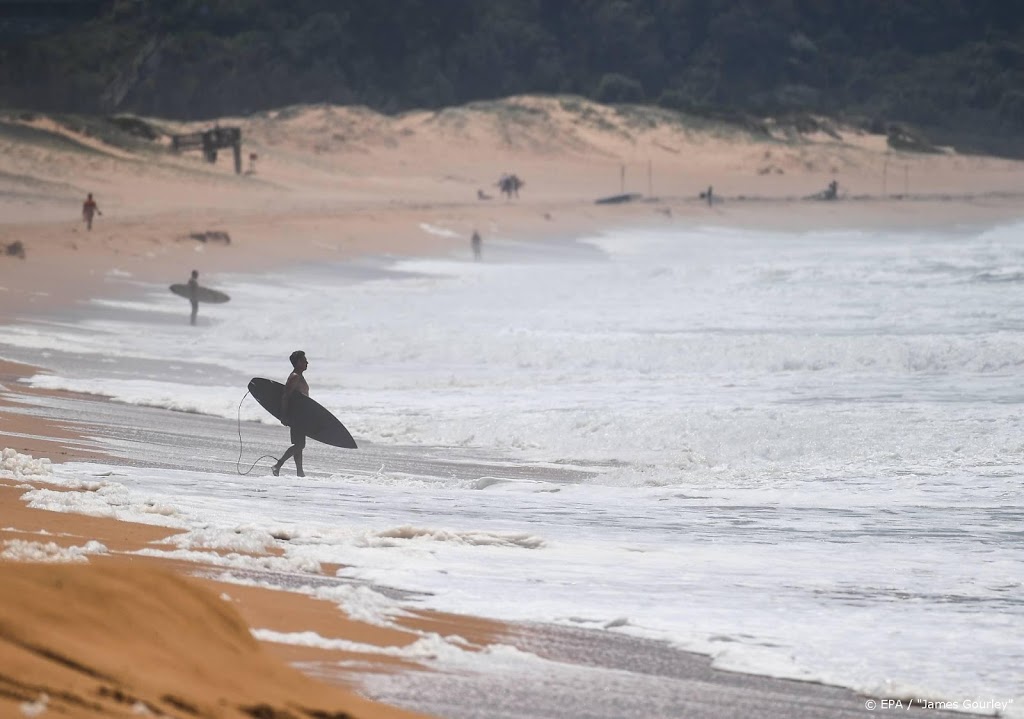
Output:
[169,272,229,324]
[271,350,310,477]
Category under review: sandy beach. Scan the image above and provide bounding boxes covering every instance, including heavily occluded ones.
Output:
[2,96,1020,718]
[4,96,1024,320]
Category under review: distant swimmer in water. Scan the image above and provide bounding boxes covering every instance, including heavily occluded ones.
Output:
[82,193,101,230]
[187,269,199,326]
[471,230,482,261]
[272,350,309,477]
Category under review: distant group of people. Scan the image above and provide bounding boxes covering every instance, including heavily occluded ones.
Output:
[497,173,524,199]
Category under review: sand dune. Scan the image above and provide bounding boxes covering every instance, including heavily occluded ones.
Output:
[0,562,427,719]
[4,95,1022,218]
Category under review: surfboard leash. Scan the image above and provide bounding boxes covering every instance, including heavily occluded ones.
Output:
[235,389,279,475]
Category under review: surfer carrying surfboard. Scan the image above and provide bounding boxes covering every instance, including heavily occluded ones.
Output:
[169,274,229,323]
[271,350,310,477]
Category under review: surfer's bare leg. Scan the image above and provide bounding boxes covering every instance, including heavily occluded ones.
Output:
[290,429,307,477]
[272,440,305,476]
[273,445,296,476]
[190,300,198,325]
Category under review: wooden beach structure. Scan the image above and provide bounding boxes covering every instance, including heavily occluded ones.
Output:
[170,126,243,174]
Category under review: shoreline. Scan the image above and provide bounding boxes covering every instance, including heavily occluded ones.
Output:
[4,193,1024,325]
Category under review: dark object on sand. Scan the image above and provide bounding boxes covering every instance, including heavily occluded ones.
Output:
[595,193,642,205]
[807,180,839,201]
[170,283,230,304]
[3,241,26,259]
[186,231,231,244]
[248,377,357,449]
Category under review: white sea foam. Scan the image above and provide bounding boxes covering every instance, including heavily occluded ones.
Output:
[252,627,486,663]
[418,222,462,238]
[19,693,49,718]
[359,526,545,549]
[212,571,406,627]
[1,539,107,563]
[135,546,323,574]
[1,448,52,478]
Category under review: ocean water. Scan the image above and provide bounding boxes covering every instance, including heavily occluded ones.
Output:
[3,220,1023,715]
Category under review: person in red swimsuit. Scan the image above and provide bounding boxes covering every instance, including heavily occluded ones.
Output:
[82,193,101,230]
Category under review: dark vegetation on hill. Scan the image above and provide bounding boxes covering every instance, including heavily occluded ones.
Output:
[1,0,1023,155]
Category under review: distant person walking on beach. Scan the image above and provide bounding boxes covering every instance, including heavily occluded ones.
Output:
[471,230,482,261]
[187,269,200,326]
[82,193,101,230]
[272,350,310,477]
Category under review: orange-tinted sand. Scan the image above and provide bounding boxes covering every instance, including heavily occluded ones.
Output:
[0,561,434,719]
